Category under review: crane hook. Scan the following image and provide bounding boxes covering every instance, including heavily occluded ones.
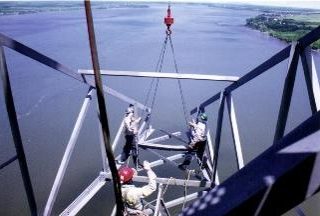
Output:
[164,3,174,35]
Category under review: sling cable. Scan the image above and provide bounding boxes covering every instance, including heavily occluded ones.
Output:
[144,3,189,128]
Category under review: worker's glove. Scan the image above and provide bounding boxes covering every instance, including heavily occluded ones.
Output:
[143,161,151,171]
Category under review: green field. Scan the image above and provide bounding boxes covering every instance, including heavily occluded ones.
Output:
[246,13,320,49]
[291,13,320,22]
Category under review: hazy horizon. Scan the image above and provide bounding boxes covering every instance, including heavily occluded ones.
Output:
[0,0,319,10]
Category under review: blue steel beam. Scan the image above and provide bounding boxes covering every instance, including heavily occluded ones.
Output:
[181,111,320,216]
[192,46,291,113]
[0,46,38,215]
[273,42,300,143]
[211,92,225,183]
[301,47,320,114]
[0,33,149,110]
[298,26,320,49]
[191,25,320,112]
[0,155,17,170]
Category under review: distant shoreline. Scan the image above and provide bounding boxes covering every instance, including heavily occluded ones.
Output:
[0,1,149,16]
[1,1,319,52]
[246,13,320,50]
[1,1,320,17]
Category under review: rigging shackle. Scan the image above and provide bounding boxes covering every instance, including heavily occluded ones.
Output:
[164,4,174,35]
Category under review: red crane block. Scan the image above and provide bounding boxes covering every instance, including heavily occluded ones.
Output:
[164,5,174,29]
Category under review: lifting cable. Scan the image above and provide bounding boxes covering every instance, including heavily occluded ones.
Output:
[143,34,168,108]
[168,35,189,125]
[150,35,169,113]
[144,3,189,126]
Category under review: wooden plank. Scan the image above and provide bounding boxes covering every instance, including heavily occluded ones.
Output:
[181,111,320,216]
[139,143,189,151]
[79,69,239,82]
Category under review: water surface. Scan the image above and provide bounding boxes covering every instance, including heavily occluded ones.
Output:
[0,3,319,215]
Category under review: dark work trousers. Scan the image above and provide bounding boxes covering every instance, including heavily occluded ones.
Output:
[181,140,207,168]
[120,134,139,167]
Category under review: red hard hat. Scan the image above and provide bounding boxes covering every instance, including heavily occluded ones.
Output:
[118,165,134,183]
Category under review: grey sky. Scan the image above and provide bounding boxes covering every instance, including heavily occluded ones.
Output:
[112,0,320,9]
[1,0,319,9]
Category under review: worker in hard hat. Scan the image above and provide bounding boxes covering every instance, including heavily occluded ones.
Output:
[179,113,208,170]
[118,104,141,168]
[118,161,157,215]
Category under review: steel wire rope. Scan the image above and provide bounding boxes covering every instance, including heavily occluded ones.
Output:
[143,177,174,212]
[150,36,169,112]
[168,35,189,126]
[140,34,169,133]
[182,170,192,210]
[144,34,169,109]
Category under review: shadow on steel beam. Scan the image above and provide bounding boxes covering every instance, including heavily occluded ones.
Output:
[181,111,320,216]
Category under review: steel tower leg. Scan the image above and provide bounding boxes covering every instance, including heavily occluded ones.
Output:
[301,46,320,113]
[44,88,93,216]
[273,42,300,143]
[0,46,38,215]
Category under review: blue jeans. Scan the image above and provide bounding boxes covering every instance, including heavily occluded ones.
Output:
[181,140,207,167]
[120,135,139,167]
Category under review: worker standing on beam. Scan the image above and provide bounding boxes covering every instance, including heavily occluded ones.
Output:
[118,104,141,168]
[179,113,208,170]
[118,161,157,216]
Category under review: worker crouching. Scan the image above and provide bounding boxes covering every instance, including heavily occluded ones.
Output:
[179,113,208,170]
[119,161,157,216]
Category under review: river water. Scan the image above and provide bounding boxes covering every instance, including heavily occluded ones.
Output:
[0,2,319,216]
